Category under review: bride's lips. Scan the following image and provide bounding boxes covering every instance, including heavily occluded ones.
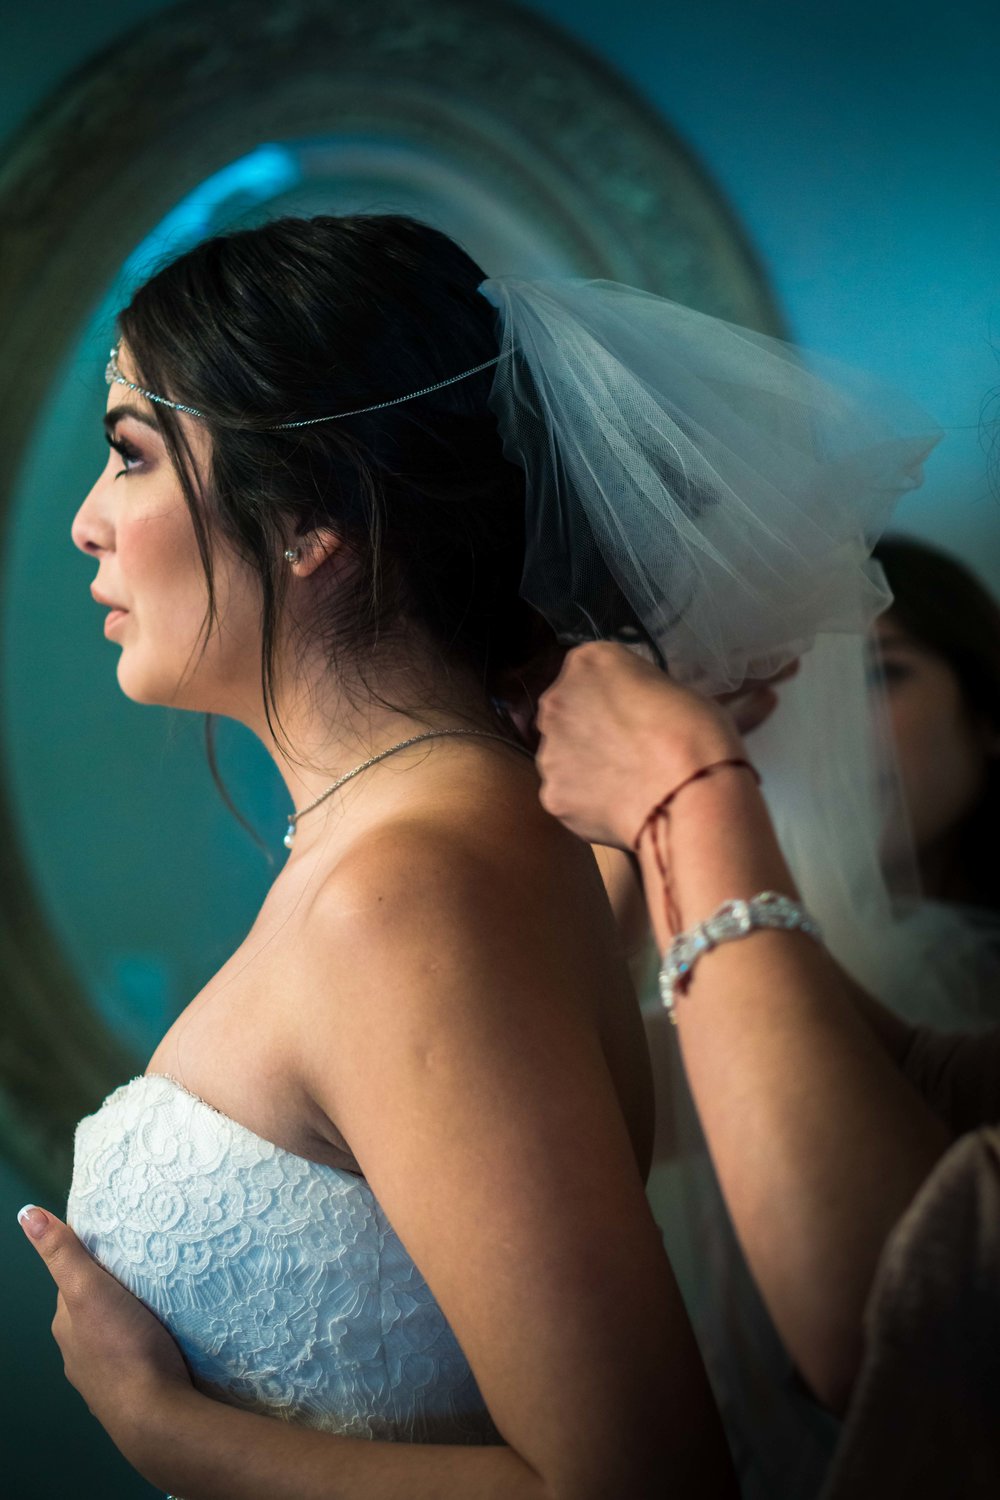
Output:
[91,588,129,637]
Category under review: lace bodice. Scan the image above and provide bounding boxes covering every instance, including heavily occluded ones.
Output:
[67,1074,499,1444]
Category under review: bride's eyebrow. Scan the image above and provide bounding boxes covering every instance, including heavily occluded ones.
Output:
[103,405,161,436]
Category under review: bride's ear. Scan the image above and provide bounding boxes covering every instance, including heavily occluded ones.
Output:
[285,527,343,578]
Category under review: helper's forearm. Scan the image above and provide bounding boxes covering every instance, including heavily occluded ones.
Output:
[639,767,950,1411]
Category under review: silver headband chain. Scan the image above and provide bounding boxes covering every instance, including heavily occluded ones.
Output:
[104,347,502,429]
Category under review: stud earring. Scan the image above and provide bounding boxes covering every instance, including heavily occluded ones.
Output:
[284,547,302,564]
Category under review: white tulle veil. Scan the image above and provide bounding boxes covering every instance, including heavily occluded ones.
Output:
[481,277,934,686]
[480,277,954,978]
[480,276,991,1497]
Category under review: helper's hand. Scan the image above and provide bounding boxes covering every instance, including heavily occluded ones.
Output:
[717,656,799,735]
[536,642,746,849]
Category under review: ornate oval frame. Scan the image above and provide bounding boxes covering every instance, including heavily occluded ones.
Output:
[0,0,781,1191]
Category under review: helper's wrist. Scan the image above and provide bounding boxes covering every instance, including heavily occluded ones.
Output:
[626,725,748,849]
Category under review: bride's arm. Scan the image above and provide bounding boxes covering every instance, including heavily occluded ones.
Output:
[284,814,734,1500]
[535,643,953,1413]
[25,805,736,1500]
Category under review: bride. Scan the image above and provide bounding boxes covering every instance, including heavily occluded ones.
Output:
[19,215,736,1500]
[18,211,936,1500]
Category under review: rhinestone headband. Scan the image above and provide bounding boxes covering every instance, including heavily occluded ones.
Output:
[105,347,501,429]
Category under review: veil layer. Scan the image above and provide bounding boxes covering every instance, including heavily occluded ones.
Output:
[479,274,981,1014]
[480,277,992,1498]
[481,277,938,692]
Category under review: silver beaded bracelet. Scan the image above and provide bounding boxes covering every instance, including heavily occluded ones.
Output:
[658,890,822,1022]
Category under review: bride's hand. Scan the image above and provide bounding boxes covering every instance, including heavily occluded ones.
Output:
[18,1205,192,1445]
[535,642,746,849]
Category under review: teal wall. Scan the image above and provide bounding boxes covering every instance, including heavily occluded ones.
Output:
[1,2,997,1494]
[4,0,998,580]
[543,0,1000,580]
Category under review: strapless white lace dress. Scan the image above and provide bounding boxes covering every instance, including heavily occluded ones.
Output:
[67,1074,500,1445]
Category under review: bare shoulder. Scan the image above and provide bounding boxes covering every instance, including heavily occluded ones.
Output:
[289,756,633,1102]
[271,745,653,1184]
[316,749,610,947]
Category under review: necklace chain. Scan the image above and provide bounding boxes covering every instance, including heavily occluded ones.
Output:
[283,729,529,849]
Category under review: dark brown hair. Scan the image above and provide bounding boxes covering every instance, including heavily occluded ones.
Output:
[874,534,1000,912]
[116,215,553,744]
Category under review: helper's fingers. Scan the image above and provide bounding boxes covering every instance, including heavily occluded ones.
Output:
[728,686,779,735]
[714,656,801,706]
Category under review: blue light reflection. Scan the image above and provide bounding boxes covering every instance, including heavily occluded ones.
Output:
[120,143,302,287]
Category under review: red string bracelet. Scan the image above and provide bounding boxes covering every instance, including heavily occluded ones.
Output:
[631,758,761,939]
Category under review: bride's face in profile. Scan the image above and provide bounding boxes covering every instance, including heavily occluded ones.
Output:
[72,351,265,718]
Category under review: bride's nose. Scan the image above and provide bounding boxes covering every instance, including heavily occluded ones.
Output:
[71,472,114,557]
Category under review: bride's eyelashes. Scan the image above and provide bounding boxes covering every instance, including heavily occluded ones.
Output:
[105,431,145,479]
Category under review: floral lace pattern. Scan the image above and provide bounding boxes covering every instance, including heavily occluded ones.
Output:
[67,1075,499,1444]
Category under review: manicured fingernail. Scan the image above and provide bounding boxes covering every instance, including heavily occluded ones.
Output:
[17,1204,48,1239]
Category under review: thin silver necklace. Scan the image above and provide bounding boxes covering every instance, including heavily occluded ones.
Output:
[283,728,531,849]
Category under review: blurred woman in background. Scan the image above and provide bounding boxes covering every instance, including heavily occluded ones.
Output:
[873,535,1000,916]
